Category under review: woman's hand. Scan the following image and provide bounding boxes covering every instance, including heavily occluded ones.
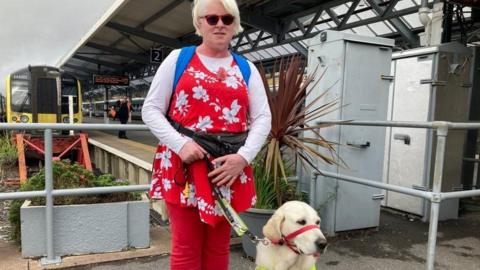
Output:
[208,154,248,187]
[178,141,207,164]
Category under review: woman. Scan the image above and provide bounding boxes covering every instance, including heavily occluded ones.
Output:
[142,0,271,269]
[117,97,129,139]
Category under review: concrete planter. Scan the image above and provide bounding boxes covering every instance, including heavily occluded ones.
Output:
[20,196,150,258]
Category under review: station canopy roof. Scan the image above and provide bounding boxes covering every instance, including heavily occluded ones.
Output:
[61,0,475,84]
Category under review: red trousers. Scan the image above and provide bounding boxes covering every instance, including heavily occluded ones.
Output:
[166,202,231,270]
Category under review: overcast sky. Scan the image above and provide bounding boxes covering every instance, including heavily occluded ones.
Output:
[0,0,126,95]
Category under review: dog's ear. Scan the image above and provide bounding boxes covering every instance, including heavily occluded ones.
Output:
[263,208,285,241]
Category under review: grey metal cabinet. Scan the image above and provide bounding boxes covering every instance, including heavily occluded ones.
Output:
[383,43,472,221]
[306,30,394,235]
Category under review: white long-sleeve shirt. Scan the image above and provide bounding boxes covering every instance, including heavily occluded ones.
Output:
[142,49,271,164]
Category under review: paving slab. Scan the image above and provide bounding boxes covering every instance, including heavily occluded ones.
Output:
[0,240,27,270]
[0,225,246,270]
[87,130,156,165]
[0,226,169,270]
[49,209,480,270]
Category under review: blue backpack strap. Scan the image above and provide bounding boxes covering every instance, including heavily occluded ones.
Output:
[232,52,251,87]
[173,46,251,91]
[173,46,197,92]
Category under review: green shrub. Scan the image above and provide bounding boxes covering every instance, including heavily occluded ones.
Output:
[0,133,17,169]
[9,160,142,243]
[252,160,304,210]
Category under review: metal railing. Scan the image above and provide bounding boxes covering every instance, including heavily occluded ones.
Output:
[0,123,151,265]
[1,121,480,268]
[313,120,480,270]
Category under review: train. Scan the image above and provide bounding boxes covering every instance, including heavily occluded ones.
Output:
[4,66,89,183]
[5,66,83,124]
[83,97,144,120]
[0,94,6,122]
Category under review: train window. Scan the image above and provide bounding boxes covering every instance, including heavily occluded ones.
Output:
[61,96,79,113]
[61,75,79,114]
[37,78,57,114]
[11,77,31,113]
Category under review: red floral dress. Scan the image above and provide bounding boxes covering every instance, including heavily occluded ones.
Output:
[149,53,256,226]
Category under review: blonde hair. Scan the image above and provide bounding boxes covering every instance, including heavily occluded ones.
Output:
[192,0,243,36]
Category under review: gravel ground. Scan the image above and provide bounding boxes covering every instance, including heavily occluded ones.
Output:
[0,179,15,242]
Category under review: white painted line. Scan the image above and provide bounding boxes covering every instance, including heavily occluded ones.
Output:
[88,138,152,171]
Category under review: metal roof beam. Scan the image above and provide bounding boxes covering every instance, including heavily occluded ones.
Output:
[110,0,185,48]
[234,28,307,57]
[139,0,186,28]
[85,42,149,64]
[106,22,187,48]
[63,64,98,75]
[237,0,396,55]
[72,55,125,70]
[286,34,308,57]
[281,0,355,23]
[240,9,282,35]
[325,8,341,26]
[382,0,399,17]
[238,6,309,57]
[260,0,303,14]
[62,69,91,81]
[338,0,360,29]
[236,3,430,54]
[365,0,419,47]
[338,4,430,30]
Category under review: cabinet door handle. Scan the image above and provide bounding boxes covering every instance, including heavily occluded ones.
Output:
[372,194,385,200]
[394,134,411,145]
[381,75,394,81]
[420,79,446,86]
[346,141,370,148]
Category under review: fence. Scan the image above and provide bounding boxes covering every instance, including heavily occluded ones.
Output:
[0,122,479,269]
[312,120,480,270]
[0,123,150,265]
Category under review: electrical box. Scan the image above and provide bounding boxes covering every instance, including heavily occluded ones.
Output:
[383,43,472,221]
[306,30,394,235]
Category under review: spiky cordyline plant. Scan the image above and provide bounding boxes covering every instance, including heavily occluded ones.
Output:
[257,55,340,206]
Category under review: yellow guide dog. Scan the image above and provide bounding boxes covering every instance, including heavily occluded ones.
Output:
[255,201,327,270]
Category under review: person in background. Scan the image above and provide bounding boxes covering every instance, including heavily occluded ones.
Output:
[117,97,129,139]
[142,0,271,269]
[109,106,117,121]
[127,97,133,123]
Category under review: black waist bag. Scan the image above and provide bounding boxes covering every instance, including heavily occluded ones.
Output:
[170,121,248,158]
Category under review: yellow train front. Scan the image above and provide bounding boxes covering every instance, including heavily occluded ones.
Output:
[4,66,91,183]
[5,66,83,124]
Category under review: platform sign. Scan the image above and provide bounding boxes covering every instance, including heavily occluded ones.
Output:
[150,48,163,64]
[93,75,129,86]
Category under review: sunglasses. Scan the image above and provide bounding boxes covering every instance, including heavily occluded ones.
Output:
[201,14,235,26]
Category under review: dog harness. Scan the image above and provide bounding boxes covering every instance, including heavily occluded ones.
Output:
[270,224,320,255]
